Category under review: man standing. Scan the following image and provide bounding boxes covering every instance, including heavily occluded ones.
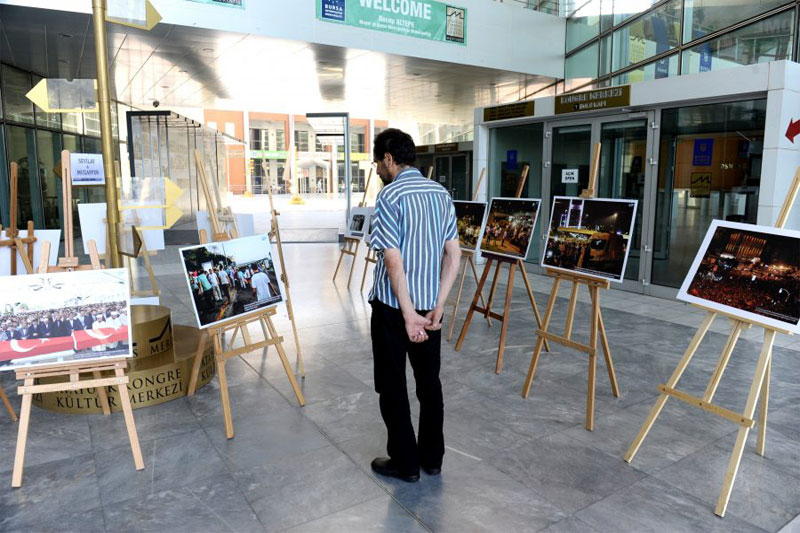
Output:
[250,266,273,301]
[367,128,461,483]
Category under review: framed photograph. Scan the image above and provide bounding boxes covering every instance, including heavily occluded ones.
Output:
[677,220,800,333]
[0,269,131,371]
[541,197,638,283]
[347,207,373,239]
[479,197,541,260]
[453,200,488,253]
[179,234,283,329]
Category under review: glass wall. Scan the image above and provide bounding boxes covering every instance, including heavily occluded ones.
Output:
[564,0,798,91]
[651,99,766,287]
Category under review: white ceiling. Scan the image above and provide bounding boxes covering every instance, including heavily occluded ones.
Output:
[0,4,557,124]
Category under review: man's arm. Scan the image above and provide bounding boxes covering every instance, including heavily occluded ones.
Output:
[384,248,432,343]
[424,239,461,330]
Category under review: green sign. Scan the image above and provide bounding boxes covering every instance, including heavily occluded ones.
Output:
[249,150,287,159]
[187,0,244,9]
[317,0,466,45]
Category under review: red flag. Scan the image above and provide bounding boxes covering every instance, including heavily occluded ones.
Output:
[72,327,129,351]
[0,336,76,363]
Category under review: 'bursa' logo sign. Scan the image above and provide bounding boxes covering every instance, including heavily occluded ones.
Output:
[321,0,345,21]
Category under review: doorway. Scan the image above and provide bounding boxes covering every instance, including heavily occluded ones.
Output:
[433,153,471,200]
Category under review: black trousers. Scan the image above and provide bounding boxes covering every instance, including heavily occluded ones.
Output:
[370,299,444,473]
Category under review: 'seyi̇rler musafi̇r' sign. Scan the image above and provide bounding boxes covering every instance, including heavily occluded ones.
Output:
[555,85,631,115]
[317,0,466,45]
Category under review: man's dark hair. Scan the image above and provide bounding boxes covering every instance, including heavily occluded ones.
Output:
[373,128,416,166]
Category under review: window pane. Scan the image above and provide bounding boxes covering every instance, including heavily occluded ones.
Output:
[36,130,63,229]
[567,0,600,52]
[614,0,662,26]
[2,65,34,124]
[600,0,614,32]
[5,125,43,227]
[612,53,678,84]
[684,0,792,43]
[600,35,612,75]
[31,75,61,130]
[682,11,794,74]
[84,112,101,137]
[62,112,84,134]
[612,0,681,71]
[565,43,599,91]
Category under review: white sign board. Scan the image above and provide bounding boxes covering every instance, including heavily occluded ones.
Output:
[69,153,105,186]
[77,203,165,253]
[561,169,579,184]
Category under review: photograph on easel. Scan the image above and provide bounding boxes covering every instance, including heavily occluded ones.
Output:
[479,197,540,260]
[542,197,638,282]
[180,234,283,329]
[347,206,373,239]
[677,220,800,333]
[365,211,379,245]
[454,200,488,252]
[0,269,131,371]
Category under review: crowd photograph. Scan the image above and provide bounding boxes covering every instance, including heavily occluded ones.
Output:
[0,269,131,369]
[181,235,283,328]
[479,198,540,259]
[682,223,800,328]
[542,197,637,281]
[454,200,487,251]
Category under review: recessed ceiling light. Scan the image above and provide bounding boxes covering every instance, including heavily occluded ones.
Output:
[411,72,421,76]
[58,33,73,38]
[202,48,214,53]
[178,69,188,73]
[160,85,170,89]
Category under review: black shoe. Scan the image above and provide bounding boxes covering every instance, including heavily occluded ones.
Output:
[370,457,419,482]
[421,464,441,475]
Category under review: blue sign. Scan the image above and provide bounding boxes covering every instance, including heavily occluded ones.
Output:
[320,0,345,21]
[693,138,713,166]
[507,150,518,170]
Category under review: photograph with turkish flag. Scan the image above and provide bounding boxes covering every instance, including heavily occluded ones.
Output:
[0,268,131,371]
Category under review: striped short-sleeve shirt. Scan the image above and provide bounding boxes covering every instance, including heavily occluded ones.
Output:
[368,167,458,311]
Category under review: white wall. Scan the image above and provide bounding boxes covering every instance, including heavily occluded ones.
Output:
[1,0,565,78]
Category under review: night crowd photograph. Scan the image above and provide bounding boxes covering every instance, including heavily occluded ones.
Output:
[479,198,540,259]
[454,200,487,251]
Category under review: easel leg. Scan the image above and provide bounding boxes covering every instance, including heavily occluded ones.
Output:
[455,259,493,351]
[346,243,359,289]
[332,249,346,282]
[263,317,306,406]
[93,371,111,415]
[517,262,549,352]
[522,277,562,398]
[469,256,492,328]
[625,312,717,462]
[288,308,306,378]
[484,261,503,319]
[213,334,235,439]
[115,368,145,470]
[597,311,620,398]
[360,253,371,292]
[715,330,775,517]
[586,286,600,431]
[495,263,516,374]
[564,282,579,340]
[188,330,208,396]
[756,357,770,457]
[447,256,470,342]
[0,386,17,422]
[11,378,33,487]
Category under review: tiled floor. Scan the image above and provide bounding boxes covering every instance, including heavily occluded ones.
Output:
[0,243,798,532]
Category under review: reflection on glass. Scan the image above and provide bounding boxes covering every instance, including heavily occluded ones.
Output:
[62,112,84,134]
[652,100,766,288]
[567,0,601,52]
[565,43,599,92]
[551,124,592,199]
[613,0,662,25]
[682,11,794,74]
[2,65,34,125]
[612,53,678,85]
[36,130,63,229]
[599,35,612,76]
[31,75,61,130]
[489,123,544,261]
[683,0,791,44]
[599,120,647,281]
[5,125,42,227]
[612,0,680,71]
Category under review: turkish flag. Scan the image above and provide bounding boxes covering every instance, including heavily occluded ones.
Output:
[72,327,129,351]
[0,336,76,363]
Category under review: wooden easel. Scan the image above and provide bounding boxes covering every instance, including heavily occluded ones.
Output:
[194,150,239,242]
[263,161,305,377]
[334,168,373,289]
[447,168,492,341]
[624,167,800,517]
[124,226,160,299]
[360,248,378,292]
[0,162,37,275]
[185,237,306,439]
[454,164,551,372]
[521,142,619,431]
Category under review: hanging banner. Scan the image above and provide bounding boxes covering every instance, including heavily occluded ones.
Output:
[317,0,467,45]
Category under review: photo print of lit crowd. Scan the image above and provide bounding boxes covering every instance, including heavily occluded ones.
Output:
[542,197,638,282]
[678,221,800,332]
[180,234,283,329]
[453,201,488,252]
[0,269,131,370]
[479,198,541,260]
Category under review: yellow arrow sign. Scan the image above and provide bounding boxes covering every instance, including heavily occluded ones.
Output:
[119,177,184,229]
[27,79,98,113]
[106,0,162,31]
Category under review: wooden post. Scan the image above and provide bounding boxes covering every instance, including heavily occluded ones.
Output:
[473,168,486,201]
[2,163,37,275]
[0,386,17,421]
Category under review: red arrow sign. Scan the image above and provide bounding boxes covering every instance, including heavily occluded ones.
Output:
[786,119,800,143]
